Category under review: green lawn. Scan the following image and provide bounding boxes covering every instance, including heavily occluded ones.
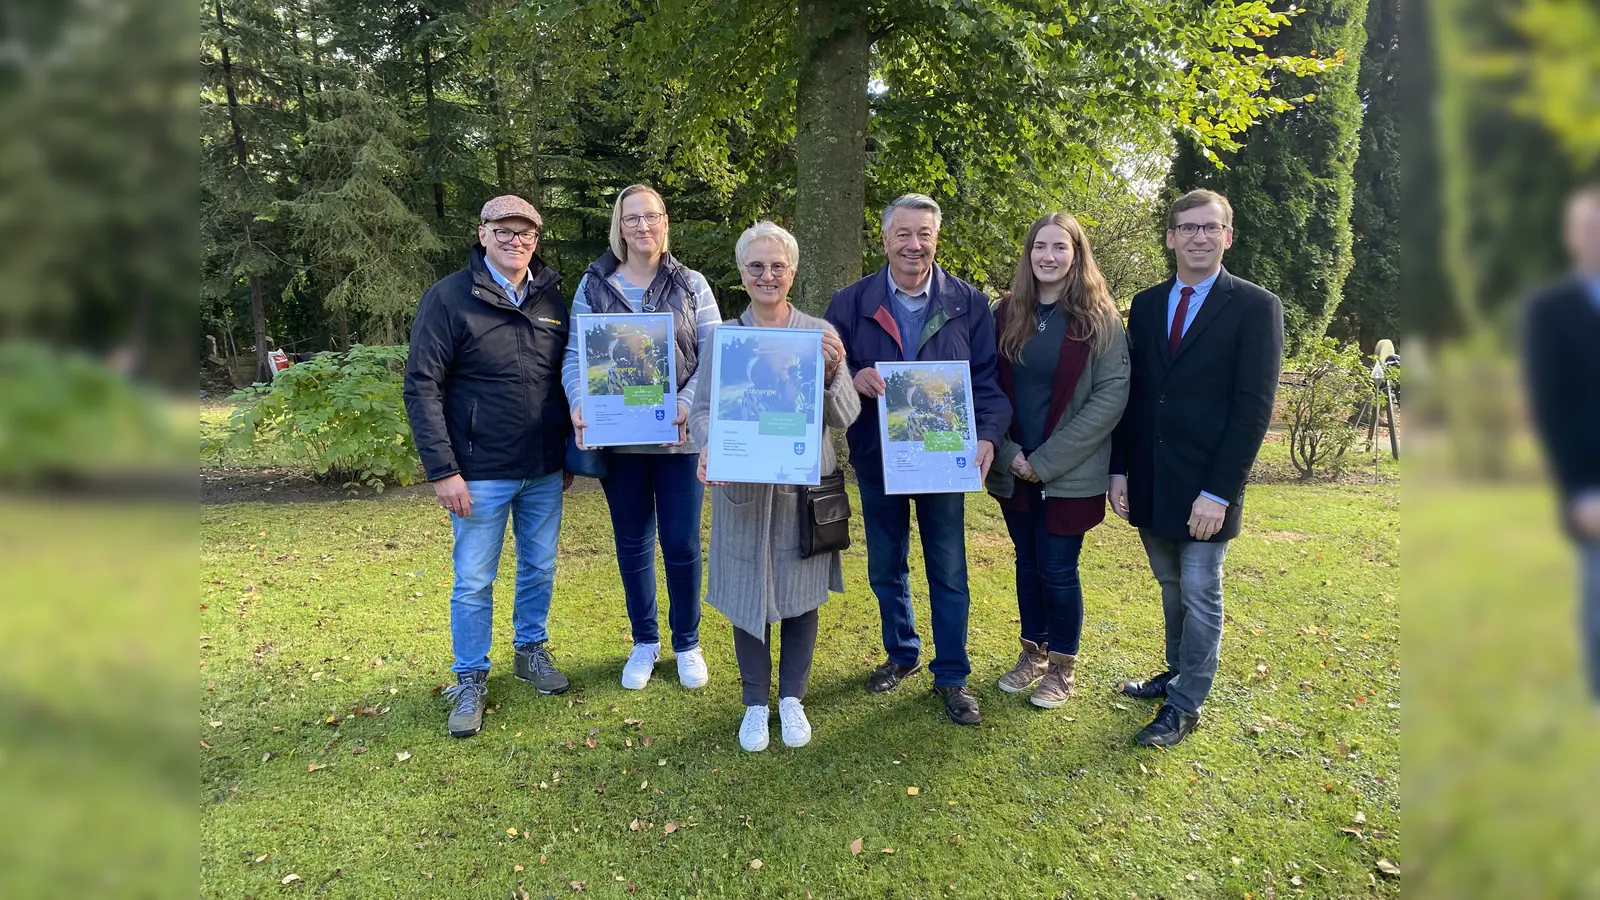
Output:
[201,470,1399,898]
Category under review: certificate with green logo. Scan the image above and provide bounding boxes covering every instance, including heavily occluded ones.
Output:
[877,360,981,494]
[575,313,677,446]
[705,326,825,485]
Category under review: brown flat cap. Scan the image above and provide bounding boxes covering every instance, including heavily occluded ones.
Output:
[480,195,543,227]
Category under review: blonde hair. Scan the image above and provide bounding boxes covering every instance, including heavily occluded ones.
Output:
[999,212,1120,361]
[609,184,670,262]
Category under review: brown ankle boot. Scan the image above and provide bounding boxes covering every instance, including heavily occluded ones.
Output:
[1029,652,1078,708]
[997,638,1048,694]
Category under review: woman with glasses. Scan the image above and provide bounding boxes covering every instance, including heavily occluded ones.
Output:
[690,220,857,751]
[985,212,1129,708]
[563,184,722,692]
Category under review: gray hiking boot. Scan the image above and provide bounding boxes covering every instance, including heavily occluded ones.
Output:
[444,671,488,738]
[514,641,570,695]
[997,638,1049,694]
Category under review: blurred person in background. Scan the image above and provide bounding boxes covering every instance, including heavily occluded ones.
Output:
[404,195,576,739]
[1523,183,1600,705]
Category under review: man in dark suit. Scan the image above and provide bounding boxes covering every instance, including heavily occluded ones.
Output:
[1523,184,1600,704]
[1109,189,1284,747]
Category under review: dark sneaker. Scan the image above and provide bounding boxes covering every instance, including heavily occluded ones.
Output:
[514,641,570,694]
[933,684,981,726]
[1134,703,1200,747]
[866,660,922,694]
[444,671,488,738]
[1117,670,1174,700]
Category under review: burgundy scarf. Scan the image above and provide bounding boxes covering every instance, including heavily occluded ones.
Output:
[994,299,1092,508]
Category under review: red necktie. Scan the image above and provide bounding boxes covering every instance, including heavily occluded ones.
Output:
[1168,286,1194,356]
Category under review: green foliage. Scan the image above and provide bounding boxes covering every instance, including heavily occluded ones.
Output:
[225,344,420,487]
[0,343,184,481]
[1332,0,1399,351]
[1283,338,1367,480]
[1169,0,1368,352]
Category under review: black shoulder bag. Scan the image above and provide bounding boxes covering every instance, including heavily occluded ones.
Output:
[799,468,851,559]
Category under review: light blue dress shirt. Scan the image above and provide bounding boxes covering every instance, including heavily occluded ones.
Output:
[1167,268,1229,508]
[486,262,528,307]
[1584,275,1600,312]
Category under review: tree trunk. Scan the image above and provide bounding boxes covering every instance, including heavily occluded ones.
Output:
[216,0,272,382]
[421,31,446,222]
[792,0,870,315]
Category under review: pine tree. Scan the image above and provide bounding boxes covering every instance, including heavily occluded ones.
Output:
[1168,0,1370,351]
[1332,0,1398,353]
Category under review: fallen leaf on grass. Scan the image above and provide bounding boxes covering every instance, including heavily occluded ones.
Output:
[306,763,326,772]
[663,823,679,835]
[1376,859,1401,877]
[514,864,524,872]
[209,721,223,728]
[1341,827,1364,838]
[641,736,653,747]
[254,854,270,864]
[629,819,642,832]
[639,779,649,791]
[749,859,763,869]
[200,740,212,750]
[881,848,896,855]
[906,786,920,796]
[585,736,597,749]
[849,838,863,856]
[395,751,412,762]
[280,874,301,885]
[657,758,667,766]
[507,828,518,837]
[624,738,633,748]
[568,880,585,891]
[1353,811,1367,825]
[624,718,642,726]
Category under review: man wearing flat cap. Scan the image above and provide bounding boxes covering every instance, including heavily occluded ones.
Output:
[404,195,576,738]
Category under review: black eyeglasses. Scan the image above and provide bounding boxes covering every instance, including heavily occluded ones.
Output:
[621,212,667,228]
[744,262,792,278]
[490,227,539,245]
[1175,223,1227,238]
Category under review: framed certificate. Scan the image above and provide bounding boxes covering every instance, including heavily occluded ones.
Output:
[575,313,678,446]
[705,326,825,485]
[877,360,982,494]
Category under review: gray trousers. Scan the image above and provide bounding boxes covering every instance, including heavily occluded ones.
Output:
[1138,529,1230,716]
[731,609,820,707]
[1583,542,1600,702]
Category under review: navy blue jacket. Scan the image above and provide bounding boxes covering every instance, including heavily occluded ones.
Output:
[825,264,1011,482]
[1522,276,1600,538]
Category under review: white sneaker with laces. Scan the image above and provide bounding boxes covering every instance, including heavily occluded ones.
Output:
[778,696,812,748]
[676,646,709,689]
[739,705,770,752]
[621,642,660,690]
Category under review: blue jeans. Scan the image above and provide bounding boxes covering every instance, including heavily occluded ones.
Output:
[599,453,704,653]
[857,476,971,686]
[1583,542,1600,701]
[449,473,564,674]
[1002,497,1086,655]
[1138,529,1229,716]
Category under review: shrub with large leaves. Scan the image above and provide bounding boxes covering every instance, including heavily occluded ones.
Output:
[225,345,418,488]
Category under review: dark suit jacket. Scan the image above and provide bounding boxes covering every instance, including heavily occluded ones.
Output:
[1110,267,1284,542]
[1522,277,1600,537]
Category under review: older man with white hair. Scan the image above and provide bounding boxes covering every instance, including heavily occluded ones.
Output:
[824,194,1011,726]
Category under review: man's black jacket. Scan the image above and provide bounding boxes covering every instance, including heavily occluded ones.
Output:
[1523,276,1600,537]
[404,245,571,482]
[1111,267,1284,542]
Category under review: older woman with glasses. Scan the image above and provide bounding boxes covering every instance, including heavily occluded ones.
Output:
[563,184,722,692]
[691,220,858,751]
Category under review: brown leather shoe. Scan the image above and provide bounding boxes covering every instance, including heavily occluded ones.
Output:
[996,638,1048,694]
[1029,652,1077,708]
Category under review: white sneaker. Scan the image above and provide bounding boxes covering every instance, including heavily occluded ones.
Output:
[778,696,812,748]
[739,705,770,752]
[677,647,709,689]
[621,642,660,690]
